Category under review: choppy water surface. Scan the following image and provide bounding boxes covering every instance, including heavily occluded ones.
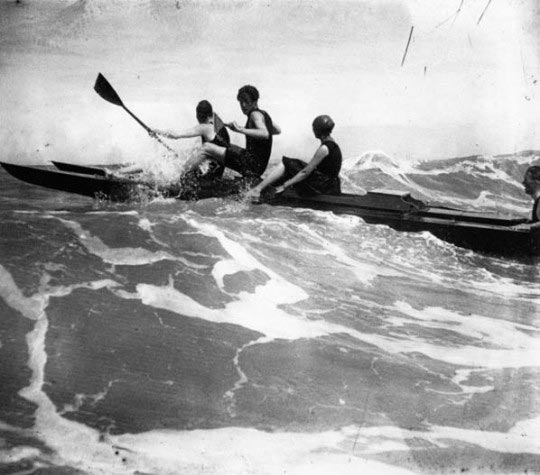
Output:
[1,1,540,474]
[1,150,539,474]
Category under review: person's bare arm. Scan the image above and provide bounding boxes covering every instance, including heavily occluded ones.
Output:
[227,111,269,139]
[275,145,329,193]
[153,124,205,140]
[271,122,281,135]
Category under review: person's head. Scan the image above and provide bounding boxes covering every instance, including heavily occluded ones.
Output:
[312,114,335,139]
[523,165,540,197]
[237,85,259,115]
[196,100,213,123]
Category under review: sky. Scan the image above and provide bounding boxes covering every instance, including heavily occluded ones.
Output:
[0,0,539,163]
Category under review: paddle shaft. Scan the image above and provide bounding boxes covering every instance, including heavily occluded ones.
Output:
[121,104,178,155]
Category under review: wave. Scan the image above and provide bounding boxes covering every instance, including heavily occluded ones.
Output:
[342,149,540,213]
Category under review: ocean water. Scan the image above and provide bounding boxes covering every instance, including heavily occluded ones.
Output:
[1,1,540,474]
[1,150,540,474]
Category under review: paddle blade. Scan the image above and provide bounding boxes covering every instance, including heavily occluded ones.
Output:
[94,73,124,107]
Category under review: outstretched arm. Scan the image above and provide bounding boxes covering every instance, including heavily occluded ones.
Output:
[275,145,329,192]
[153,124,205,140]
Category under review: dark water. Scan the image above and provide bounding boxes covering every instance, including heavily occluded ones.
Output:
[0,151,539,474]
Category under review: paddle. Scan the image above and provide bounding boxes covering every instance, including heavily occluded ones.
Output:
[93,73,178,156]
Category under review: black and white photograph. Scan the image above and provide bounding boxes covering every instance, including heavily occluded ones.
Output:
[0,0,539,473]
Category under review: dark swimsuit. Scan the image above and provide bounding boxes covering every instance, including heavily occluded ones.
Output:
[224,109,274,178]
[204,114,230,148]
[200,119,230,179]
[280,140,342,195]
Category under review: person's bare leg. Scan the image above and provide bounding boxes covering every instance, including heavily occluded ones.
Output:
[200,143,226,162]
[246,163,286,200]
[181,143,227,175]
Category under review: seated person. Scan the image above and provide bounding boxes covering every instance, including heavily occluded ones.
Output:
[522,165,540,227]
[197,85,281,179]
[247,115,342,201]
[114,100,229,178]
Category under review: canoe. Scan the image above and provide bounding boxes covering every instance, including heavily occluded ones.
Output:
[0,161,250,201]
[271,190,538,258]
[2,161,140,201]
[51,160,108,176]
[1,161,538,258]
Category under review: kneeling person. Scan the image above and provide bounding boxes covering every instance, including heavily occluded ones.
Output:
[248,115,342,201]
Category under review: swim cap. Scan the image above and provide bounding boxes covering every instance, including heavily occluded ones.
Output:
[312,115,335,137]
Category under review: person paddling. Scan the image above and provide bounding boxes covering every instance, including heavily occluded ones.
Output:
[247,115,342,202]
[522,165,540,227]
[196,85,281,180]
[152,100,229,178]
[114,100,229,178]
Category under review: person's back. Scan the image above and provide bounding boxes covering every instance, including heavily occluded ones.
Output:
[244,108,274,173]
[315,139,342,194]
[199,113,229,179]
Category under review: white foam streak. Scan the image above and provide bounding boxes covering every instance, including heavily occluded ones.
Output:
[469,277,540,303]
[137,282,330,341]
[57,217,204,268]
[427,423,540,455]
[393,301,540,349]
[0,446,42,465]
[224,337,270,417]
[510,416,540,442]
[114,427,416,475]
[212,259,247,292]
[186,217,308,303]
[296,222,402,284]
[350,421,540,456]
[0,265,45,321]
[385,301,540,369]
[452,369,494,395]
